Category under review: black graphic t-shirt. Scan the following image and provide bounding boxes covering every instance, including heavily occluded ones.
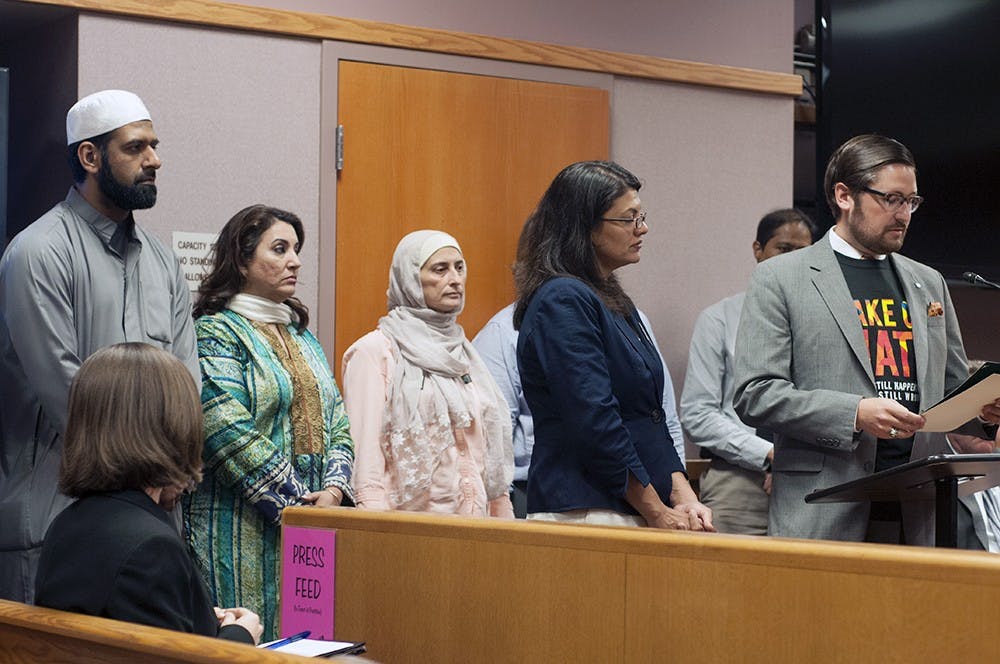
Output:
[836,254,919,471]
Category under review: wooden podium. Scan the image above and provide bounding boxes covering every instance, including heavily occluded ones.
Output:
[805,453,1000,547]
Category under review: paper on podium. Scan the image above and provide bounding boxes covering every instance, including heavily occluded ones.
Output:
[921,367,1000,432]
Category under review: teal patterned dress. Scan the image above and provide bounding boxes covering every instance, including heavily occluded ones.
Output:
[182,309,353,641]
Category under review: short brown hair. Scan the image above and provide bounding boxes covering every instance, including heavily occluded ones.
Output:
[823,134,916,218]
[59,343,204,497]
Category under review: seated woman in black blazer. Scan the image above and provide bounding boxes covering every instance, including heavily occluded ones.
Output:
[34,343,263,644]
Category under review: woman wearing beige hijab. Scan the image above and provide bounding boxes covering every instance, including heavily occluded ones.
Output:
[342,230,513,516]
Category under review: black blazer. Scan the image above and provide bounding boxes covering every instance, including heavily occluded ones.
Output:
[517,277,683,515]
[35,489,253,643]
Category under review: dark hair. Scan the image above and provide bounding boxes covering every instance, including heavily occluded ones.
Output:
[66,130,112,184]
[194,204,309,331]
[59,343,203,497]
[755,208,818,246]
[823,134,916,217]
[513,160,641,327]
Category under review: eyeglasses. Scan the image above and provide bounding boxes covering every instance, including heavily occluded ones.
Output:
[600,210,648,229]
[860,186,924,213]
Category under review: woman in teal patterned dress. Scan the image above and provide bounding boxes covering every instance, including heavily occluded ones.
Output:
[183,205,353,641]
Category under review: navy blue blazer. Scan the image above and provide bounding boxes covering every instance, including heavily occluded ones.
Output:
[517,277,683,515]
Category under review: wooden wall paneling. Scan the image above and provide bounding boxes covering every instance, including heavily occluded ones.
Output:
[625,553,999,662]
[333,529,625,662]
[282,507,1000,662]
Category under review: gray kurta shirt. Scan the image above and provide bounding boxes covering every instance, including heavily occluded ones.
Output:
[0,187,198,602]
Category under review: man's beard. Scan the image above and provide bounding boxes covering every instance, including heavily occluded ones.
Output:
[98,162,157,211]
[848,206,906,256]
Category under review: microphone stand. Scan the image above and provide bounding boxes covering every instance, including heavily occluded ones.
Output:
[962,271,1000,290]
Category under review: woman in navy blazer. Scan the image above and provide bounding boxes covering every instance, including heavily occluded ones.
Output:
[514,161,713,531]
[34,343,263,643]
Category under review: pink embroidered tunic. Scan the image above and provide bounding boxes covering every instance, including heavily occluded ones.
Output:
[342,330,513,517]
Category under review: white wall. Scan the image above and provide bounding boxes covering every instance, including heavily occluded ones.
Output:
[234,0,793,72]
[77,14,322,313]
[612,79,793,404]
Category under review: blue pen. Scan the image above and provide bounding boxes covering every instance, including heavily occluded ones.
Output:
[265,630,311,649]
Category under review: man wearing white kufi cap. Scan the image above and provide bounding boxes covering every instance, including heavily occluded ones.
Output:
[0,89,198,602]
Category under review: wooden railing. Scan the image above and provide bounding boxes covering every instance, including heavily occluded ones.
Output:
[283,506,1000,663]
[0,599,333,663]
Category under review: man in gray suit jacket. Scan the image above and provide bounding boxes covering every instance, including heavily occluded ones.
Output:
[733,134,1000,546]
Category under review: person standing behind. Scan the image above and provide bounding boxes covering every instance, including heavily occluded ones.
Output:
[0,90,197,602]
[947,361,1000,553]
[342,230,514,517]
[680,209,815,534]
[733,134,1000,545]
[183,205,354,641]
[515,160,712,530]
[474,303,686,518]
[951,425,1000,552]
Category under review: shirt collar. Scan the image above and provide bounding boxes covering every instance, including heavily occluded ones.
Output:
[100,489,173,526]
[829,226,887,261]
[66,186,139,254]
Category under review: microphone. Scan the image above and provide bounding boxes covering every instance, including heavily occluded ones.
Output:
[962,271,1000,290]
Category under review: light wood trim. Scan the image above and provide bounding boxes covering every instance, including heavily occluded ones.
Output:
[18,0,802,97]
[0,600,319,663]
[285,506,1000,586]
[283,507,1000,662]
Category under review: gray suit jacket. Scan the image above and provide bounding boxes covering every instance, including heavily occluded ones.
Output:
[733,231,972,545]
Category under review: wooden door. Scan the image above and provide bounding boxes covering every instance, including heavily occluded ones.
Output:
[335,61,608,373]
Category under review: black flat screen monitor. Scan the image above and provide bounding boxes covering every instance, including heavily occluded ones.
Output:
[817,0,1000,279]
[1,67,8,249]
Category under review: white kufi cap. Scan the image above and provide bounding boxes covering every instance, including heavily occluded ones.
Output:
[66,89,151,145]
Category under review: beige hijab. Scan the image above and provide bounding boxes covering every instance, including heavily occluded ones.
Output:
[377,230,513,507]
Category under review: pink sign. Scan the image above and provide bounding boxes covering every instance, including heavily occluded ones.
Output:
[280,526,336,638]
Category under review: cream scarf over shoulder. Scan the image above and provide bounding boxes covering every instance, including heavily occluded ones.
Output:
[376,230,513,507]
